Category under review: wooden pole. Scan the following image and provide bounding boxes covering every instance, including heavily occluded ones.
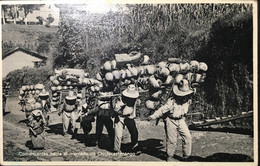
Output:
[189,111,253,128]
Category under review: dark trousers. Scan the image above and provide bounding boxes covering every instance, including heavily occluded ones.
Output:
[124,118,138,146]
[96,115,114,142]
[114,117,138,151]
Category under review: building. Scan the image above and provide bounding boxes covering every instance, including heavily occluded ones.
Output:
[2,47,47,78]
[2,4,60,26]
[25,4,60,26]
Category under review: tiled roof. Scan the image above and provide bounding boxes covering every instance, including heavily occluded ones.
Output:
[3,47,47,60]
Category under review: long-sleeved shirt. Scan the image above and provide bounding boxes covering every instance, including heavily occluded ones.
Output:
[114,100,136,119]
[150,97,190,119]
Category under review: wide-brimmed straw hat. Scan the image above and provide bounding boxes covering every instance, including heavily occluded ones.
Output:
[122,84,139,99]
[65,90,76,100]
[34,102,42,109]
[32,109,42,117]
[39,89,49,97]
[173,79,194,96]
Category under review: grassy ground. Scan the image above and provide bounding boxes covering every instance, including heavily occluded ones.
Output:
[2,24,58,44]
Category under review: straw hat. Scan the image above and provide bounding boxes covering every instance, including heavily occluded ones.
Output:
[173,79,194,96]
[39,89,49,97]
[34,102,42,109]
[65,90,76,100]
[51,86,57,91]
[32,109,42,117]
[77,93,82,99]
[122,84,139,99]
[52,92,58,97]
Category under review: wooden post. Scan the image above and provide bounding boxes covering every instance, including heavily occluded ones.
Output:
[13,5,17,24]
[2,7,5,25]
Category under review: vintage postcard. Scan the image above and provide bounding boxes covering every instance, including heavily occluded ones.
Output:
[0,0,258,165]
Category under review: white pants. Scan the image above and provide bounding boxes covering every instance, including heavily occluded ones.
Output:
[62,111,77,134]
[165,117,192,158]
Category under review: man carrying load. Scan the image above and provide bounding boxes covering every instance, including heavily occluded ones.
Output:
[39,88,50,126]
[148,79,195,161]
[95,90,115,149]
[78,97,95,143]
[113,84,140,153]
[58,90,78,136]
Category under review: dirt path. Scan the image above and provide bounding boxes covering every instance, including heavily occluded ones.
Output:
[2,97,255,162]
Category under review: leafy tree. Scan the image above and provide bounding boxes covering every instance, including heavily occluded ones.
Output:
[1,5,19,24]
[36,42,50,54]
[18,4,44,18]
[196,12,253,116]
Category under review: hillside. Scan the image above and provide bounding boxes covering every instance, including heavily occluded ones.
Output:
[2,24,59,57]
[2,24,58,42]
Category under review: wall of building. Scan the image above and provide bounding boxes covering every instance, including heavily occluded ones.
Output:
[2,51,44,78]
[21,4,60,26]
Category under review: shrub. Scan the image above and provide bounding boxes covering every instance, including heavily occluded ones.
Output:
[5,66,53,95]
[36,42,50,54]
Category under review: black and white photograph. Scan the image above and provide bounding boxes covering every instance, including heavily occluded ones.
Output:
[0,0,258,165]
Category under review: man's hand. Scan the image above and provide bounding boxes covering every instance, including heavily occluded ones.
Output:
[82,112,88,117]
[117,109,123,115]
[136,99,141,106]
[147,116,158,126]
[188,99,192,105]
[147,116,153,121]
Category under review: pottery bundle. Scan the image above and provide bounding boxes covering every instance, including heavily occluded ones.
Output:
[145,58,208,111]
[49,68,103,107]
[95,51,151,92]
[18,84,45,102]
